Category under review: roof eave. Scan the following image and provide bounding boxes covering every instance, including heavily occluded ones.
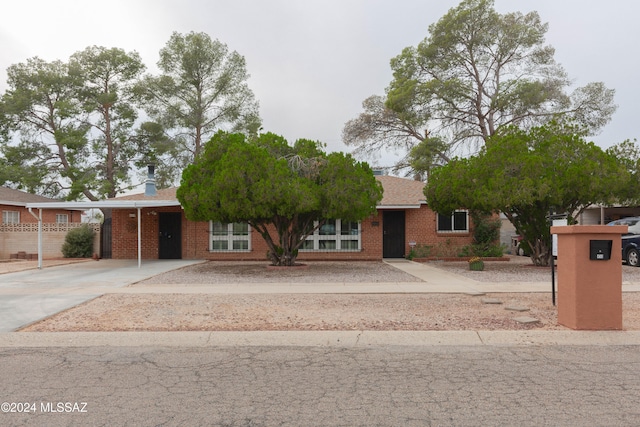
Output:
[25,200,182,209]
[377,203,425,210]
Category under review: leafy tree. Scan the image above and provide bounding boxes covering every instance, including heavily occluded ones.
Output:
[342,95,449,174]
[136,31,262,184]
[344,0,616,173]
[605,139,640,204]
[0,57,87,197]
[177,131,383,266]
[424,122,630,266]
[70,46,146,198]
[0,47,146,200]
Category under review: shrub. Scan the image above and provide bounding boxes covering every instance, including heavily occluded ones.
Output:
[406,244,432,260]
[61,225,95,258]
[457,211,505,257]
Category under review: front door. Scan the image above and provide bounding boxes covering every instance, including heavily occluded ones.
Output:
[383,211,405,258]
[159,212,182,259]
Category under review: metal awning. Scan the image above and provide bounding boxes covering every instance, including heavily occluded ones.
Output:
[25,200,182,269]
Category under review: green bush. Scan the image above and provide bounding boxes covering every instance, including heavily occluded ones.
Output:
[61,225,95,258]
[457,211,505,257]
[406,244,432,260]
[458,243,506,258]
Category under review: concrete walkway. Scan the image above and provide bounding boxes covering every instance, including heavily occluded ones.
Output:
[1,259,639,346]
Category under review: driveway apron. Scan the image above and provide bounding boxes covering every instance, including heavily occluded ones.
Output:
[0,260,202,332]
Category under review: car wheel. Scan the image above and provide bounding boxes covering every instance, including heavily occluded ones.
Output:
[627,248,640,267]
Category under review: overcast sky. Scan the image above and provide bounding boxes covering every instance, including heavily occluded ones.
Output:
[1,0,638,172]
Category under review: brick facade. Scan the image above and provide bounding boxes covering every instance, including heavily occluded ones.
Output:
[107,175,479,261]
[1,205,82,224]
[110,205,475,261]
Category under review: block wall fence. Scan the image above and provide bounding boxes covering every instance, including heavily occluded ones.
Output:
[0,223,101,259]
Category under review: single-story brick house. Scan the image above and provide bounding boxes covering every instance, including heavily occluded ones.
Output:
[1,186,83,225]
[97,174,476,262]
[0,186,86,259]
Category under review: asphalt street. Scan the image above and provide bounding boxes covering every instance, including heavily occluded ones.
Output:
[1,344,639,426]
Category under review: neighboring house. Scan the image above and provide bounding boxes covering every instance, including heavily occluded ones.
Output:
[501,205,637,255]
[104,175,476,261]
[0,186,88,259]
[579,205,640,225]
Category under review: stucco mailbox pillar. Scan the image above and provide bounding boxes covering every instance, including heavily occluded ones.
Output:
[550,225,627,330]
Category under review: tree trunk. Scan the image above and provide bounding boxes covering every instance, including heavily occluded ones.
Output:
[529,238,551,267]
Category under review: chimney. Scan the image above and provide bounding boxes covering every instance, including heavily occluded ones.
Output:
[145,164,157,197]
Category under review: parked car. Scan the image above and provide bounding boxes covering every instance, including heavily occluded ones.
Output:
[607,217,640,266]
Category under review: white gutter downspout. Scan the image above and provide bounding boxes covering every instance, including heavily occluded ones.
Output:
[137,207,142,268]
[27,207,43,269]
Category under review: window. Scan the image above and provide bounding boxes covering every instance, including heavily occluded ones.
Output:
[301,219,361,251]
[209,222,251,251]
[437,211,469,233]
[2,211,19,224]
[56,214,69,223]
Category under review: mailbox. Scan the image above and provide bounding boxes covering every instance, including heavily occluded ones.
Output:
[590,240,612,260]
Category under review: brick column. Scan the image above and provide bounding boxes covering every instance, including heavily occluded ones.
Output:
[551,225,626,330]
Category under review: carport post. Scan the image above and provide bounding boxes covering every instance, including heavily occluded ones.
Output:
[27,207,43,269]
[137,207,142,268]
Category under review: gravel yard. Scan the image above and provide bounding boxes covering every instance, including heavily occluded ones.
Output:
[427,256,640,283]
[136,260,423,284]
[18,257,640,332]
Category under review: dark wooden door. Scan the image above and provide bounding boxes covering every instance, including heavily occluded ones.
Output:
[100,217,112,259]
[159,212,182,259]
[383,211,405,258]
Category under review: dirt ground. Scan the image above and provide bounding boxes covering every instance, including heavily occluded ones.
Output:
[19,258,640,332]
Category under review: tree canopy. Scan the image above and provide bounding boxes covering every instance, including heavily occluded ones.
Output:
[0,47,145,199]
[424,122,630,266]
[0,32,262,198]
[343,0,616,175]
[177,131,383,266]
[135,31,262,184]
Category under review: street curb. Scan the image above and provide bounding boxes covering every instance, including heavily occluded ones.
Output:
[2,330,640,348]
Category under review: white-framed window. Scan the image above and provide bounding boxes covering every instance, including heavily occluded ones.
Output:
[56,214,69,223]
[2,210,19,224]
[300,219,361,251]
[209,222,251,251]
[437,210,469,233]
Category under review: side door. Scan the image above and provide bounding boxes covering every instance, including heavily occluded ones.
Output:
[383,211,405,258]
[158,212,182,259]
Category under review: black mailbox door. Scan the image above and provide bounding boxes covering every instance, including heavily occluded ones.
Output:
[590,240,612,260]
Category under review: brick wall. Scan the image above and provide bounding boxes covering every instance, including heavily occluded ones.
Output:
[110,205,476,261]
[1,205,82,224]
[404,207,475,257]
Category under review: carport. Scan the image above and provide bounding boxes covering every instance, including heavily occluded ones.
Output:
[25,199,182,268]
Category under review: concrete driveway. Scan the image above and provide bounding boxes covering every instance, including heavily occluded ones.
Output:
[0,259,203,332]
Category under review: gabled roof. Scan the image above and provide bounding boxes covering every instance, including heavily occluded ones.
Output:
[115,179,429,209]
[24,178,427,210]
[0,186,60,207]
[375,175,426,208]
